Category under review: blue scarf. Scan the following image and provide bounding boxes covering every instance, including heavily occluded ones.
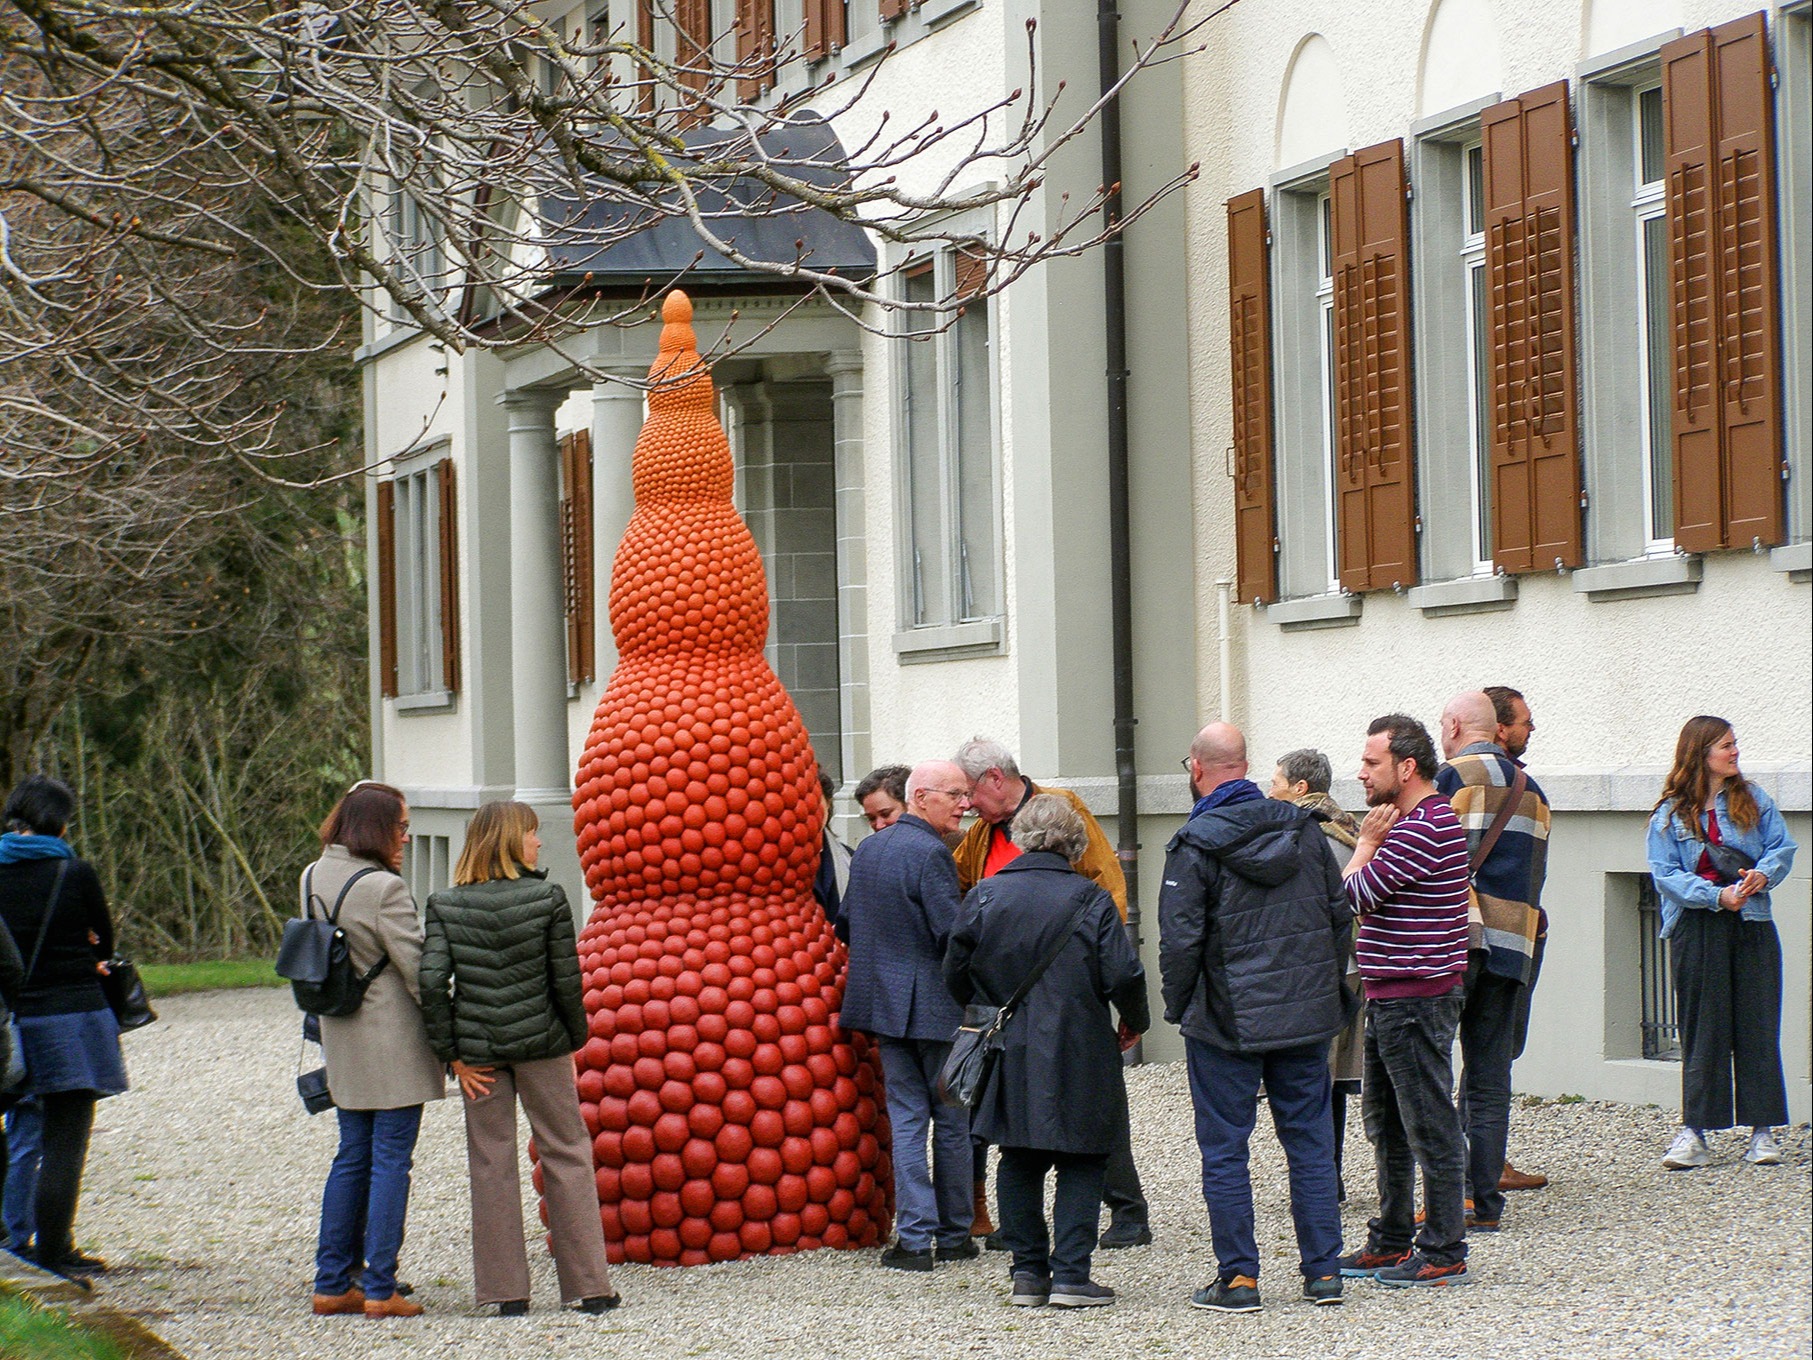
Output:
[0,832,75,865]
[1191,778,1264,821]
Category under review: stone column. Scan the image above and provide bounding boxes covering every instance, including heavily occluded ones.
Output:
[590,364,647,683]
[825,351,870,806]
[500,387,571,804]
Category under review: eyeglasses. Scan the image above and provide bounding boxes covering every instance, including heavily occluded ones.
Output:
[922,788,972,801]
[1179,757,1195,773]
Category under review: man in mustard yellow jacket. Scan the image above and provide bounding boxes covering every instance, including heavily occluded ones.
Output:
[951,737,1151,1250]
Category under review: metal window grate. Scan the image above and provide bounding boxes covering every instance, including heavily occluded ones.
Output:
[1637,875,1681,1061]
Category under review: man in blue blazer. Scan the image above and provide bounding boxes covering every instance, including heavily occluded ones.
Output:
[838,760,976,1270]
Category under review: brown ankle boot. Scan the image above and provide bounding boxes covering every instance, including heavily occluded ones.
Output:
[970,1181,995,1238]
[364,1293,425,1318]
[311,1288,365,1316]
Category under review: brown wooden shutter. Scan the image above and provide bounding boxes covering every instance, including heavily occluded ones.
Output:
[953,246,989,302]
[1330,139,1417,593]
[436,458,460,695]
[1226,188,1278,605]
[804,0,846,61]
[736,0,776,99]
[1664,29,1724,552]
[879,0,909,22]
[636,1,655,114]
[1710,13,1784,548]
[561,431,596,686]
[1481,81,1584,574]
[375,478,398,699]
[1664,15,1786,552]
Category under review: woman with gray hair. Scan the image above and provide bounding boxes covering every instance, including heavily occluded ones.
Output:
[942,795,1148,1310]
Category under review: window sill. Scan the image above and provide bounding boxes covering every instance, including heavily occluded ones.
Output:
[393,690,456,714]
[922,0,979,27]
[1262,593,1363,631]
[1405,574,1518,617]
[1571,555,1701,601]
[841,27,890,71]
[893,618,1004,662]
[1770,541,1812,582]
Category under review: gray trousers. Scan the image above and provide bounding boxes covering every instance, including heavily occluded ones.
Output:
[462,1054,613,1306]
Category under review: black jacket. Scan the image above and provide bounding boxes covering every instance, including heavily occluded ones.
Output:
[0,858,113,1017]
[943,852,1149,1155]
[419,872,588,1064]
[1157,797,1355,1053]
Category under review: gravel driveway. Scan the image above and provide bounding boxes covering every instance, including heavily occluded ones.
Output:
[76,988,1809,1359]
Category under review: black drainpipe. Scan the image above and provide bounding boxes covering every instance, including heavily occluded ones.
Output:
[1097,0,1141,1061]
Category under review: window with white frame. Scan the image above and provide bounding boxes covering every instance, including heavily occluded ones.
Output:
[1462,140,1492,568]
[1266,171,1344,603]
[1632,83,1672,551]
[378,453,458,702]
[895,246,1000,649]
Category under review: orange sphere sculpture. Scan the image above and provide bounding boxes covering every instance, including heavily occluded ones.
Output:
[569,291,893,1266]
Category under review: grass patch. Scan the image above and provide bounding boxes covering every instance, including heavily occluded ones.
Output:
[0,1293,126,1360]
[137,959,282,997]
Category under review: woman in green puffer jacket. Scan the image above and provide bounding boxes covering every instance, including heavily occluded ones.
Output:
[420,801,619,1317]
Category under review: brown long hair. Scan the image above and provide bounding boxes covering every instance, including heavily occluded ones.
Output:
[319,781,408,864]
[453,800,538,886]
[1655,715,1759,835]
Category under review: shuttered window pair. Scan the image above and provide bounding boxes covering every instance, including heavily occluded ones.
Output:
[1228,11,1787,603]
[376,459,460,700]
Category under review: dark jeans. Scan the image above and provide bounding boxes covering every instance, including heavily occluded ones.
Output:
[995,1146,1107,1285]
[1510,935,1544,1059]
[876,1038,973,1251]
[314,1105,423,1300]
[1102,1070,1148,1228]
[1185,1038,1342,1281]
[1362,992,1467,1267]
[1672,912,1788,1131]
[1455,972,1523,1223]
[2,1099,42,1250]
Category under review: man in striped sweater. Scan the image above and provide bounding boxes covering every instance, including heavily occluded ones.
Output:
[1338,715,1473,1288]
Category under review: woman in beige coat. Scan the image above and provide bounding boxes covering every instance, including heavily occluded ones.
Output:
[304,782,445,1320]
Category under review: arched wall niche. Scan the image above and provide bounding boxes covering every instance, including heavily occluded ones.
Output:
[1276,34,1348,169]
[1418,0,1504,117]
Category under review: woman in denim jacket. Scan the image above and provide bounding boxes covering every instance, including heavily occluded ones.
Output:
[1646,716,1796,1171]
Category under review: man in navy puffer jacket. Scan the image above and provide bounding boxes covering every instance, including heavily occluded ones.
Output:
[1159,723,1357,1315]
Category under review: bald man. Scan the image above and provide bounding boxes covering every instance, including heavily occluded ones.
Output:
[1436,693,1551,1233]
[1159,722,1354,1311]
[837,760,977,1270]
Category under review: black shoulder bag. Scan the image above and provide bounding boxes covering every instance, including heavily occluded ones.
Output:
[936,887,1099,1110]
[276,865,388,1017]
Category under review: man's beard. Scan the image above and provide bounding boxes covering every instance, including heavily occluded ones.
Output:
[1364,783,1397,807]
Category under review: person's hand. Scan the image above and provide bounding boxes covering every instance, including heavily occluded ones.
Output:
[1717,885,1745,912]
[451,1060,496,1099]
[1357,805,1399,849]
[1734,868,1768,900]
[94,959,111,976]
[1116,1021,1139,1053]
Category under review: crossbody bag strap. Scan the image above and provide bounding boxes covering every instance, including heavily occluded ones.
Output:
[998,885,1100,1022]
[1468,765,1528,877]
[23,859,71,985]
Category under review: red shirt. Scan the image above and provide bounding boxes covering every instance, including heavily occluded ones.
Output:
[981,822,1023,879]
[1694,807,1723,884]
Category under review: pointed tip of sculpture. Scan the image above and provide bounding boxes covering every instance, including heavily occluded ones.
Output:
[658,290,698,358]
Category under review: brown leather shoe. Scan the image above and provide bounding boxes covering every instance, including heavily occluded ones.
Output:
[1499,1160,1548,1191]
[970,1181,995,1238]
[311,1288,365,1316]
[364,1293,425,1318]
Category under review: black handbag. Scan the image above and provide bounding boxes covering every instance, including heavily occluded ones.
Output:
[1699,839,1757,887]
[101,956,156,1031]
[936,888,1098,1110]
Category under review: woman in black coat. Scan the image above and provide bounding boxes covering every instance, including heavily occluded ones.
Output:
[0,775,127,1286]
[943,794,1149,1310]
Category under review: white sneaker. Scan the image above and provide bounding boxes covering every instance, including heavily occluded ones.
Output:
[1662,1127,1711,1169]
[1745,1127,1783,1165]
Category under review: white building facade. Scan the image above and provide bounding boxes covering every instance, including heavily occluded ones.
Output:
[361,0,1811,1119]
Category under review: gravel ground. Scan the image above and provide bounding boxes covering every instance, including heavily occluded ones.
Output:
[75,988,1810,1359]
